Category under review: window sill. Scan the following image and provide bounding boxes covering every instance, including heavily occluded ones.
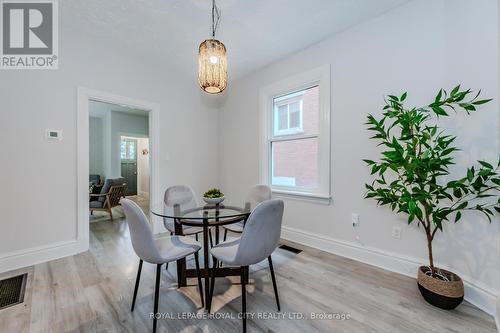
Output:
[271,189,332,205]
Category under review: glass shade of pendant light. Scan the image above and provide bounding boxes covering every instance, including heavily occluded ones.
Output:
[198,0,227,94]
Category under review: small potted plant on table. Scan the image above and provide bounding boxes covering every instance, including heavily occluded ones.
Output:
[203,188,225,205]
[364,86,499,309]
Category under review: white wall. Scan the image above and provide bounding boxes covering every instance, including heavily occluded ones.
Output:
[89,117,104,177]
[218,0,499,314]
[137,137,150,197]
[0,0,498,318]
[0,26,219,267]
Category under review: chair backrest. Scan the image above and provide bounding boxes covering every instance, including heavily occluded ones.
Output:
[108,185,126,207]
[99,177,126,202]
[164,185,198,208]
[121,199,162,263]
[233,199,284,266]
[163,185,198,230]
[245,184,271,210]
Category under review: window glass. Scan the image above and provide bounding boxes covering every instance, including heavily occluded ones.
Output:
[272,137,319,189]
[121,139,137,160]
[262,68,330,198]
[278,105,288,131]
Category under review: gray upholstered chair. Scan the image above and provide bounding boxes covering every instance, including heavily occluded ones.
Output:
[121,199,204,333]
[163,185,212,245]
[209,199,284,333]
[89,177,127,220]
[222,184,271,241]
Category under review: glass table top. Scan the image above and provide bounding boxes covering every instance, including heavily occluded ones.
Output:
[151,202,251,220]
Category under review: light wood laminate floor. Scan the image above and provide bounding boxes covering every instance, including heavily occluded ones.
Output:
[0,197,496,333]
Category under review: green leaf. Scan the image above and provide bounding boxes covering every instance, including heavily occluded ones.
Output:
[435,89,443,103]
[408,200,416,213]
[371,164,380,175]
[432,106,448,116]
[478,160,493,169]
[467,168,474,182]
[454,211,461,223]
[472,99,492,105]
[400,92,407,101]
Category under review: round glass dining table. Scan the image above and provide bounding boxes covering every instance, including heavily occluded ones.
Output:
[151,202,251,310]
[151,202,251,225]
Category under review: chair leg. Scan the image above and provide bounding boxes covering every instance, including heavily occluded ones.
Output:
[153,264,162,333]
[195,233,198,241]
[208,229,213,248]
[268,256,280,311]
[223,229,228,242]
[109,208,113,221]
[208,257,218,313]
[165,232,174,271]
[241,266,248,333]
[194,252,204,307]
[131,259,143,312]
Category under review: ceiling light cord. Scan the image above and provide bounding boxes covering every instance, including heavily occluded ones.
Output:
[211,0,220,38]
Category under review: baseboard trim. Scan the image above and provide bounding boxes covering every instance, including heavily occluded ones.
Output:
[281,225,497,316]
[0,239,84,274]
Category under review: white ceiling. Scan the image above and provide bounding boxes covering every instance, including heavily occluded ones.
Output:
[62,0,408,79]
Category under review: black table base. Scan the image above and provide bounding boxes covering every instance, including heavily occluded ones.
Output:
[174,215,249,311]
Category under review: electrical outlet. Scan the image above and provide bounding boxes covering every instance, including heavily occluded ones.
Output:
[351,213,360,227]
[391,226,402,239]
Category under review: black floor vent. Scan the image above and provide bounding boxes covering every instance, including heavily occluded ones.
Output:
[279,244,303,254]
[0,273,27,310]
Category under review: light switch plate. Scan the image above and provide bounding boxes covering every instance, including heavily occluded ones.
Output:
[46,129,62,140]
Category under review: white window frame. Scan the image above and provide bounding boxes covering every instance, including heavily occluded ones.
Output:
[259,65,331,203]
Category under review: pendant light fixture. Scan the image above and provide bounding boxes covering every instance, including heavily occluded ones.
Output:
[198,0,227,94]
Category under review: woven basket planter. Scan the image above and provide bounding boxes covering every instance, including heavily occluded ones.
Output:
[417,266,464,309]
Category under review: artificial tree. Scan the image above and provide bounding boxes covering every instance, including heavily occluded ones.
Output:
[364,86,499,277]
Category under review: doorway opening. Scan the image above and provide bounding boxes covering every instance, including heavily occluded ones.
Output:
[77,87,160,253]
[88,100,150,223]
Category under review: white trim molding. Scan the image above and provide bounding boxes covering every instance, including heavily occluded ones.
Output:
[259,65,331,201]
[281,225,498,316]
[77,87,162,246]
[272,189,331,205]
[0,240,83,273]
